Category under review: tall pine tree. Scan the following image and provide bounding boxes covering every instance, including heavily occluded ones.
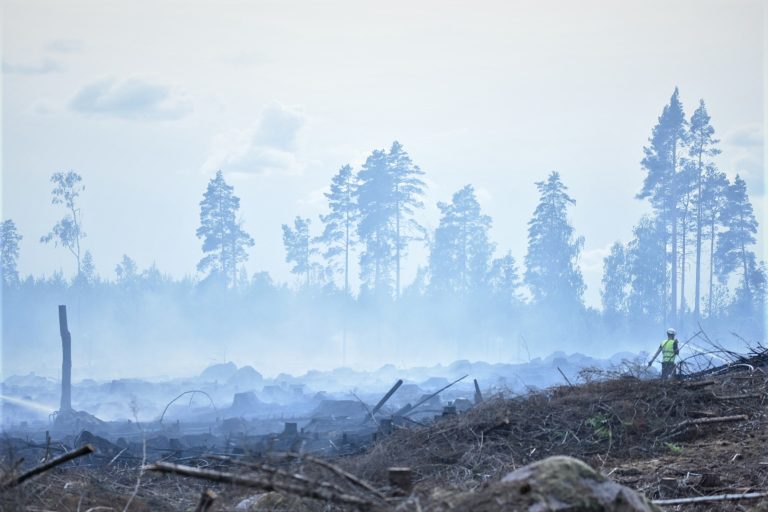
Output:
[196,170,254,287]
[282,216,315,287]
[318,164,357,294]
[429,185,494,296]
[388,141,426,298]
[638,88,687,324]
[356,149,395,296]
[700,166,729,317]
[524,172,585,309]
[715,175,758,300]
[687,99,720,319]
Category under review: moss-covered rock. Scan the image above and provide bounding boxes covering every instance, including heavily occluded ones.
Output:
[442,455,658,511]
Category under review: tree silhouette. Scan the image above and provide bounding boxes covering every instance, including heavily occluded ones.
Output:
[196,170,254,287]
[41,171,86,275]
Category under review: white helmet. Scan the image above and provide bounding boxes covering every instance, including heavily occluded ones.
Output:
[666,328,676,336]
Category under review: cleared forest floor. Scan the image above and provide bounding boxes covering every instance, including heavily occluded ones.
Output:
[2,365,767,511]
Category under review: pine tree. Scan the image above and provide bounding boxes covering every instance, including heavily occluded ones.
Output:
[356,149,396,296]
[601,242,629,320]
[196,170,255,287]
[524,171,585,308]
[40,171,86,275]
[677,163,696,323]
[76,250,97,286]
[715,175,758,300]
[637,88,687,323]
[687,100,720,318]
[700,166,729,317]
[388,141,426,298]
[488,251,523,307]
[318,164,357,294]
[355,142,426,298]
[626,216,667,323]
[429,185,494,296]
[0,219,23,286]
[115,254,139,284]
[282,216,315,286]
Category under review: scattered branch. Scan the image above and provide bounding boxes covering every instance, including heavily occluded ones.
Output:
[146,461,383,510]
[1,444,94,490]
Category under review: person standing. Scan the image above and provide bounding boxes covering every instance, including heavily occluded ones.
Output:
[647,328,679,379]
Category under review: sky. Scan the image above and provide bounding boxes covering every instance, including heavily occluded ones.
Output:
[2,0,765,308]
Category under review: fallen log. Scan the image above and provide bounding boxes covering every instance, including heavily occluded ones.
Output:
[146,461,383,510]
[674,414,748,430]
[653,491,768,506]
[713,393,763,400]
[683,380,715,389]
[1,444,94,490]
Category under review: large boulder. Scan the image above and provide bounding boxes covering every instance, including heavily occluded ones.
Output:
[444,456,658,511]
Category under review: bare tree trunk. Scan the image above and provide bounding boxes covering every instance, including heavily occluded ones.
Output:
[344,213,349,295]
[395,195,401,300]
[680,200,688,325]
[59,305,72,413]
[708,215,716,316]
[694,154,704,318]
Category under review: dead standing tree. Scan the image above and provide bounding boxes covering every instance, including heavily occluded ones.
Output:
[59,305,72,414]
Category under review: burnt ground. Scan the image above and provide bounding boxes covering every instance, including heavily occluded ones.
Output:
[1,366,767,511]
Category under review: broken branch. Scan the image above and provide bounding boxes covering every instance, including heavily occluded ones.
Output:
[146,461,382,510]
[1,444,94,490]
[653,491,768,506]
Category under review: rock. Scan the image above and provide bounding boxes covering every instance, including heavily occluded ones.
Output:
[227,366,263,389]
[444,456,658,511]
[200,362,237,382]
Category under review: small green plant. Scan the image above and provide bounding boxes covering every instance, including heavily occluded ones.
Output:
[586,414,612,440]
[665,442,683,454]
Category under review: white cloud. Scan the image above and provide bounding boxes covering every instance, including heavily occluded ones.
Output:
[2,58,63,74]
[722,123,764,195]
[203,102,306,176]
[725,123,762,149]
[298,186,329,207]
[46,39,85,54]
[28,99,57,116]
[474,185,493,204]
[69,78,192,120]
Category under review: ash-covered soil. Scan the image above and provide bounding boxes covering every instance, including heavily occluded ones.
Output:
[2,367,767,511]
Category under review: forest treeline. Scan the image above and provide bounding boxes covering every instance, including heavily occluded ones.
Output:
[1,88,764,374]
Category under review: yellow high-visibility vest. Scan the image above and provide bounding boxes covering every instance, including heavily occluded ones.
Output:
[661,339,677,363]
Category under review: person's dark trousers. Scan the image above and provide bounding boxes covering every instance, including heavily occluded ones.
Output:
[661,362,676,379]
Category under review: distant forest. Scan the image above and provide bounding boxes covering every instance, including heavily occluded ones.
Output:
[1,88,764,377]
